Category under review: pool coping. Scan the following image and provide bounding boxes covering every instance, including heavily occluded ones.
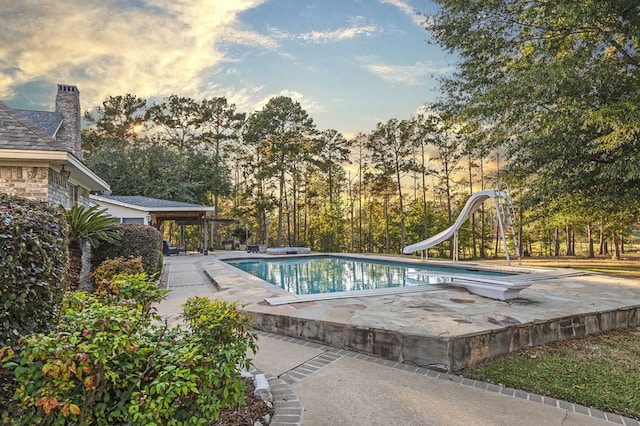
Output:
[204,252,640,372]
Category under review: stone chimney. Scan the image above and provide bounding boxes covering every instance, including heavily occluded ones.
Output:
[55,84,82,159]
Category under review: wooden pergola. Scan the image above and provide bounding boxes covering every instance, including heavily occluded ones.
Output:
[91,195,237,254]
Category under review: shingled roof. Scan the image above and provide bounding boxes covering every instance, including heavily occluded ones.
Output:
[14,109,63,138]
[92,194,228,225]
[98,195,212,210]
[0,101,69,152]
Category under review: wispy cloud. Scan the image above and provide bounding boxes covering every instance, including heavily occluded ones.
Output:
[360,57,450,85]
[268,15,377,45]
[0,0,269,109]
[380,0,424,26]
[223,27,280,49]
[298,25,376,43]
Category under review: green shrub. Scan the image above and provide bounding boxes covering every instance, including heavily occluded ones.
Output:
[100,273,168,318]
[129,299,258,425]
[8,292,157,424]
[0,193,68,346]
[93,256,145,293]
[83,271,167,321]
[91,223,163,278]
[2,276,258,425]
[181,297,258,410]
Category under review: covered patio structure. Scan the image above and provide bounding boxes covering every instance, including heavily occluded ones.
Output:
[91,195,236,254]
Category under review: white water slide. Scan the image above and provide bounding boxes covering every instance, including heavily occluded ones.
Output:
[403,189,520,265]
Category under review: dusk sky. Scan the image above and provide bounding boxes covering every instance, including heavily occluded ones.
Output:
[0,0,452,138]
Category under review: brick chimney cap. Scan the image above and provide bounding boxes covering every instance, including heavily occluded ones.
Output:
[57,84,79,93]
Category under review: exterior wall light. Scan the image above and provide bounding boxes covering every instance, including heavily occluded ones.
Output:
[60,165,71,179]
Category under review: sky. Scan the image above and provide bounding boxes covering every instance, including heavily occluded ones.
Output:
[0,0,452,138]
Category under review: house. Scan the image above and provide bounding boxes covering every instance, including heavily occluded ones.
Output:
[1,85,233,255]
[0,84,110,208]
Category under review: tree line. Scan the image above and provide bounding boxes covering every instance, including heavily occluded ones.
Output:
[83,0,640,259]
[83,94,471,255]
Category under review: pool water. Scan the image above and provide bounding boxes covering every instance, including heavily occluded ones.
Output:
[225,256,515,296]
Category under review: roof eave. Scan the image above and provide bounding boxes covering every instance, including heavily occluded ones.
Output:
[90,195,215,212]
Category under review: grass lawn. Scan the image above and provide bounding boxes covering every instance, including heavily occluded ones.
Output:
[461,253,640,420]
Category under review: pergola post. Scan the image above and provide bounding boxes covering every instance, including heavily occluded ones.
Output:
[203,217,208,255]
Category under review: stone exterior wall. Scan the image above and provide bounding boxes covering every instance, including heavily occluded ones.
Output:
[48,170,91,208]
[0,165,49,202]
[48,168,72,208]
[0,165,90,209]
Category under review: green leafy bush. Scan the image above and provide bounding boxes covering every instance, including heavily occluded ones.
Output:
[91,223,163,279]
[0,193,68,346]
[100,273,168,319]
[93,256,145,293]
[2,275,258,425]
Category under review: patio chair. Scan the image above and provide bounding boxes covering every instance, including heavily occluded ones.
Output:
[163,240,183,255]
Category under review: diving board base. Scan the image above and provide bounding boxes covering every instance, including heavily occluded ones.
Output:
[453,279,530,301]
[266,247,311,255]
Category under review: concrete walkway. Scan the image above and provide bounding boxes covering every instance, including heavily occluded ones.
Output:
[155,255,635,426]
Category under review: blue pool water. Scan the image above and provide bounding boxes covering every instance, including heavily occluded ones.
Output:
[225,256,515,296]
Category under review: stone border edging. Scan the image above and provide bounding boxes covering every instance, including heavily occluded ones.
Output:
[264,374,303,426]
[248,366,303,426]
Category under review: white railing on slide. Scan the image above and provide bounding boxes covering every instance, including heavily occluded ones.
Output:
[493,183,521,266]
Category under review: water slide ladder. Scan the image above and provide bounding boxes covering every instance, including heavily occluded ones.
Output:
[493,185,521,266]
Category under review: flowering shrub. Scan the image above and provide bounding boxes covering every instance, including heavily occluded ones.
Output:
[1,275,258,425]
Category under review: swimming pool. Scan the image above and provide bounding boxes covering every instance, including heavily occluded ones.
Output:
[224,255,516,296]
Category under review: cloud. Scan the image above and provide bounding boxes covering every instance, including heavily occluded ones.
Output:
[197,82,322,118]
[267,15,376,45]
[414,104,438,117]
[223,27,280,49]
[0,0,269,109]
[215,84,266,114]
[359,57,451,85]
[380,0,424,26]
[298,25,376,43]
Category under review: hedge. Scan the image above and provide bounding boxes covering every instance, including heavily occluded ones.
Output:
[91,223,163,279]
[0,193,68,346]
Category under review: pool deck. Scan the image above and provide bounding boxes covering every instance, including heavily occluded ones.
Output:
[185,251,640,372]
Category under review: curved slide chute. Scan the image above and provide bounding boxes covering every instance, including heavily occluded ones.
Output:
[403,190,507,254]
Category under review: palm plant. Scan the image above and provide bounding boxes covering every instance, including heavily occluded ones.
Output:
[64,205,120,291]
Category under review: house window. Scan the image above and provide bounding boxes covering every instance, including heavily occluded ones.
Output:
[64,185,79,209]
[64,188,72,210]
